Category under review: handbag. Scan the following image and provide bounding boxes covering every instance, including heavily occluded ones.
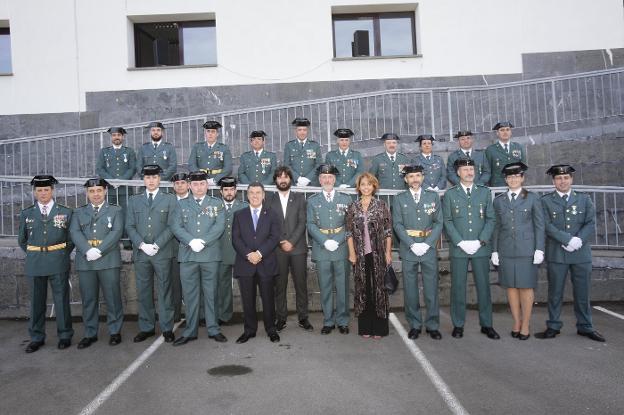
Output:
[384,265,399,294]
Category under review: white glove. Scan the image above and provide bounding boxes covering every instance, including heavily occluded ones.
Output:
[432,186,440,191]
[339,184,349,188]
[533,250,544,265]
[457,241,472,255]
[561,244,576,252]
[297,177,311,187]
[324,240,339,252]
[189,239,205,253]
[491,252,499,266]
[86,248,102,261]
[568,237,583,250]
[410,242,430,257]
[426,186,435,191]
[140,243,159,256]
[458,240,480,255]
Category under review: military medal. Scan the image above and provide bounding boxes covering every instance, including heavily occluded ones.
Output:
[512,149,521,158]
[163,150,167,160]
[479,204,484,219]
[53,214,67,229]
[107,216,112,228]
[123,153,128,163]
[571,205,577,215]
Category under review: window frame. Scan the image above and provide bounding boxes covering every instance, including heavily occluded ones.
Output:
[0,27,12,75]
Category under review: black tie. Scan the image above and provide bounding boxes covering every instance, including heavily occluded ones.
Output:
[562,194,568,202]
[94,205,99,214]
[465,151,470,158]
[300,141,305,149]
[511,192,516,202]
[466,187,471,197]
[226,203,232,211]
[255,152,259,158]
[504,143,509,153]
[196,198,202,205]
[426,155,431,161]
[148,193,153,206]
[153,143,158,150]
[390,155,395,163]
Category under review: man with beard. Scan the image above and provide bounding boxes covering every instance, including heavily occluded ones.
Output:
[238,130,277,185]
[188,121,232,186]
[137,122,177,181]
[485,121,526,187]
[369,133,410,189]
[447,130,490,186]
[324,128,364,188]
[283,117,322,187]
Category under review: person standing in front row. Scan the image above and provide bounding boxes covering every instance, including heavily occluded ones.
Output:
[535,164,605,342]
[307,164,352,335]
[231,182,282,344]
[485,121,526,187]
[238,130,277,185]
[325,128,365,188]
[188,121,233,186]
[491,162,544,340]
[170,172,190,323]
[70,178,124,349]
[283,117,322,187]
[137,122,177,181]
[443,158,499,340]
[369,133,410,189]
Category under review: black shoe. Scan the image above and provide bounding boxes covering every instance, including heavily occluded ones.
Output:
[77,336,97,349]
[269,332,280,343]
[235,333,256,344]
[163,331,175,343]
[535,328,560,339]
[511,331,520,338]
[321,325,335,335]
[298,319,313,331]
[133,331,155,343]
[577,330,606,342]
[109,334,122,346]
[25,340,44,353]
[172,336,197,346]
[480,327,500,340]
[218,319,230,326]
[408,328,421,339]
[338,326,349,334]
[275,320,287,332]
[518,333,530,341]
[426,329,442,340]
[451,327,464,338]
[209,333,228,343]
[57,339,71,349]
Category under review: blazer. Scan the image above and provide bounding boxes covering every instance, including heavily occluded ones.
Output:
[447,148,490,186]
[324,149,365,187]
[411,153,447,190]
[220,199,249,265]
[265,191,308,256]
[485,141,526,187]
[137,141,178,180]
[232,206,282,279]
[306,191,351,261]
[188,141,233,182]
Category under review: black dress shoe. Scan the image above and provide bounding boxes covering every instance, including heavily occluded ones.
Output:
[275,320,287,332]
[577,330,606,342]
[480,327,500,340]
[511,331,520,338]
[77,336,97,349]
[235,333,256,344]
[218,319,230,326]
[172,336,198,346]
[298,319,313,331]
[426,329,442,340]
[209,333,228,343]
[320,325,335,335]
[163,331,175,343]
[408,328,421,339]
[451,327,464,338]
[269,332,280,343]
[57,339,71,349]
[535,328,560,339]
[109,334,122,346]
[518,333,530,341]
[25,340,45,353]
[338,326,349,334]
[133,331,155,343]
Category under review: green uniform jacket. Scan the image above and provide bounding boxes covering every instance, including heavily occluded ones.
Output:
[324,149,365,187]
[443,184,496,258]
[392,190,443,261]
[18,203,74,276]
[137,142,178,180]
[188,142,233,182]
[220,199,249,265]
[369,152,410,189]
[447,149,491,186]
[237,150,277,185]
[541,190,595,264]
[412,153,447,189]
[492,190,545,257]
[485,141,526,187]
[283,139,322,183]
[306,191,351,261]
[169,196,225,263]
[70,203,123,271]
[126,191,178,261]
[96,146,137,180]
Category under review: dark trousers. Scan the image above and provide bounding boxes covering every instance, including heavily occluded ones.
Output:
[237,273,277,336]
[546,262,593,332]
[28,273,74,342]
[275,251,309,321]
[358,254,389,336]
[170,258,183,321]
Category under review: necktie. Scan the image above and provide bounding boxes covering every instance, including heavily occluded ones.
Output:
[414,193,420,204]
[93,205,99,214]
[390,155,395,163]
[465,151,470,158]
[300,141,305,149]
[153,143,158,150]
[148,193,153,206]
[504,143,509,153]
[196,198,202,205]
[326,192,332,203]
[252,208,259,231]
[41,205,47,218]
[511,192,516,202]
[562,194,568,202]
[255,151,259,158]
[466,187,471,197]
[226,203,232,211]
[426,155,431,161]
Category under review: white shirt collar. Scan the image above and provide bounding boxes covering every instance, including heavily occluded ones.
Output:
[340,148,349,156]
[556,190,571,199]
[297,139,307,146]
[278,190,290,200]
[194,196,205,204]
[421,152,432,157]
[507,188,522,200]
[499,140,510,147]
[147,188,159,199]
[254,149,263,156]
[152,140,160,147]
[250,204,263,213]
[92,202,104,210]
[460,147,473,154]
[386,152,397,159]
[112,144,123,150]
[461,183,473,194]
[325,189,335,199]
[409,188,422,199]
[38,200,54,213]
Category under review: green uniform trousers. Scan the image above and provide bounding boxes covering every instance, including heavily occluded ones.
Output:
[135,257,174,332]
[180,262,219,337]
[450,257,492,328]
[28,273,74,342]
[402,259,440,331]
[216,263,233,323]
[317,260,350,327]
[546,262,593,332]
[78,268,124,337]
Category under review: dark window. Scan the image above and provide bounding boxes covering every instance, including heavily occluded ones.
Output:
[0,28,12,73]
[134,20,216,67]
[332,13,416,58]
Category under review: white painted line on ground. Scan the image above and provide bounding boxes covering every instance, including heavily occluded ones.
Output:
[389,313,470,415]
[594,306,624,320]
[77,320,184,415]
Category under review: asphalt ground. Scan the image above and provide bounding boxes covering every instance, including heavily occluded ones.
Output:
[1,303,623,415]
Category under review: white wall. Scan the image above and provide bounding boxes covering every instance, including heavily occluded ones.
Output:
[0,0,622,115]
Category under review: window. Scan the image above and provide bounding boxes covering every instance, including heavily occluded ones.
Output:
[332,12,416,58]
[0,27,11,73]
[134,20,216,68]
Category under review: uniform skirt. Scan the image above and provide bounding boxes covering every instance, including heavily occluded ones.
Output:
[498,256,537,289]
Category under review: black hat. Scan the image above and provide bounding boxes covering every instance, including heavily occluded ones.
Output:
[401,165,424,176]
[203,120,222,130]
[188,171,208,182]
[546,164,576,177]
[502,161,528,176]
[142,164,162,176]
[453,157,476,169]
[291,117,311,127]
[249,130,267,138]
[492,121,514,130]
[83,178,110,188]
[380,133,400,141]
[30,175,58,187]
[146,122,166,129]
[218,176,237,188]
[316,164,340,176]
[333,128,354,138]
[453,130,473,138]
[171,172,188,182]
[416,134,435,143]
[107,127,127,135]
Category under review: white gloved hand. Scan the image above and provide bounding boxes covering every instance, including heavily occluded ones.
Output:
[324,240,339,252]
[410,242,430,257]
[426,186,435,191]
[457,241,472,255]
[568,237,583,250]
[86,248,102,261]
[465,240,482,255]
[561,244,575,252]
[533,250,544,264]
[189,239,205,253]
[432,186,440,191]
[491,252,500,266]
[296,177,311,187]
[141,243,159,256]
[338,184,349,188]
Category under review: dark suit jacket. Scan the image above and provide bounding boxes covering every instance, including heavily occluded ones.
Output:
[232,205,282,279]
[266,191,308,256]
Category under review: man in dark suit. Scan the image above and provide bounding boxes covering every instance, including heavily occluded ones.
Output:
[266,166,313,332]
[232,182,282,343]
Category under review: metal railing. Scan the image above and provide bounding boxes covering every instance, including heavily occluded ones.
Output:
[1,68,623,178]
[2,176,622,249]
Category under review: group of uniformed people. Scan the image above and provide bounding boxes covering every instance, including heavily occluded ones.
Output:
[19,117,605,353]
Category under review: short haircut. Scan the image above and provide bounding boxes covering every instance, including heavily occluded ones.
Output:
[273,165,293,183]
[355,172,379,196]
[248,182,265,192]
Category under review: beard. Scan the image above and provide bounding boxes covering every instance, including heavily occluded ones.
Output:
[277,181,291,191]
[151,134,162,142]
